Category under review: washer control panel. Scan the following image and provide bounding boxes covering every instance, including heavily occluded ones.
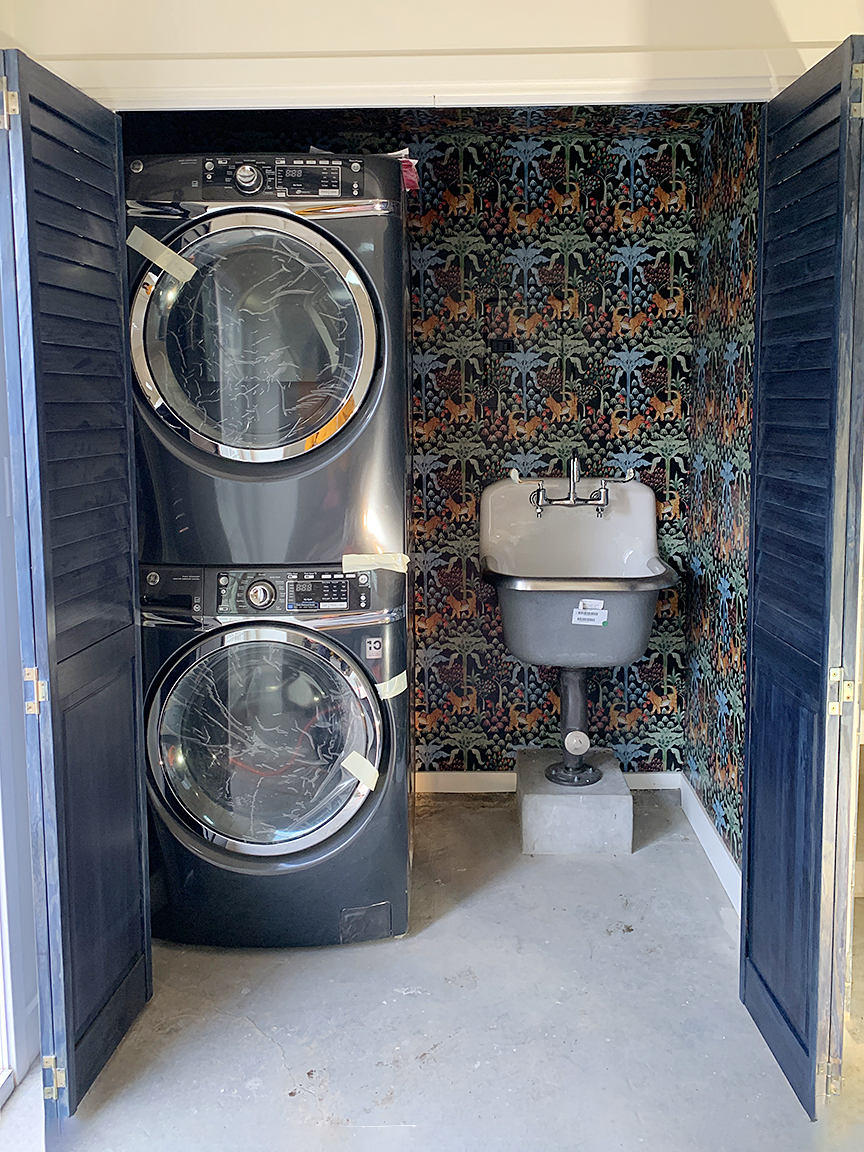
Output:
[141,564,384,618]
[215,567,371,615]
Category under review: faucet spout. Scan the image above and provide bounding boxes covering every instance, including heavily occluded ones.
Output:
[568,450,581,500]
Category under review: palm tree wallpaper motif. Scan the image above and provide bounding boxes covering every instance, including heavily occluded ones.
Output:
[143,103,759,862]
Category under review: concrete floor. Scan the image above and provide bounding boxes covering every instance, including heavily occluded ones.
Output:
[2,791,864,1151]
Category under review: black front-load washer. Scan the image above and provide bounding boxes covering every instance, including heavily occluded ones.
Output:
[141,563,410,948]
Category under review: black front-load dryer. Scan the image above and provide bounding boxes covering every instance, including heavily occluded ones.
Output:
[142,563,410,948]
[125,153,408,569]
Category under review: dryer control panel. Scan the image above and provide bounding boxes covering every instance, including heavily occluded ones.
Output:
[203,156,366,200]
[125,154,367,202]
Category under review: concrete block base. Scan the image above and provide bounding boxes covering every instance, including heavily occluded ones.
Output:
[516,747,633,855]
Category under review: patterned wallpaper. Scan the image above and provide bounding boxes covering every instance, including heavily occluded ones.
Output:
[686,105,760,863]
[320,107,702,778]
[123,103,760,863]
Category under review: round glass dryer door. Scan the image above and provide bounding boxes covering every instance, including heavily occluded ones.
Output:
[130,212,378,462]
[147,625,383,855]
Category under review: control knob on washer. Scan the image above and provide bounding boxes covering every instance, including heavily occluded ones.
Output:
[234,164,264,194]
[246,580,276,610]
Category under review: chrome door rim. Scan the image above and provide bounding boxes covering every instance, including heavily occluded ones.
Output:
[146,624,383,856]
[129,210,378,462]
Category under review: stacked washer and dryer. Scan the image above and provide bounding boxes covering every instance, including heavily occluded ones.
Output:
[125,153,411,947]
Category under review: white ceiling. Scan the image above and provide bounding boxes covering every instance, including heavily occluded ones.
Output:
[3,0,863,108]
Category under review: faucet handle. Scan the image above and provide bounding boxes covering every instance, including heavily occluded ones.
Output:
[609,467,636,483]
[529,481,546,518]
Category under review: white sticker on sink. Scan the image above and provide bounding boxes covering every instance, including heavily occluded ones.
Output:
[572,607,609,627]
[579,599,604,611]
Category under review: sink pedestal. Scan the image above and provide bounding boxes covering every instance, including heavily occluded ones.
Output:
[545,667,602,786]
[517,748,633,855]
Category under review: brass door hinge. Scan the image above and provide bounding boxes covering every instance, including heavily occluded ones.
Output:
[42,1056,66,1101]
[24,667,47,716]
[0,77,19,132]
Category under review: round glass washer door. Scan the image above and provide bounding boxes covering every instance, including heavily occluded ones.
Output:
[129,211,378,462]
[147,625,383,856]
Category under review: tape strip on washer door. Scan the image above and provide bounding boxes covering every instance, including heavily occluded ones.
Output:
[377,670,408,700]
[342,750,379,790]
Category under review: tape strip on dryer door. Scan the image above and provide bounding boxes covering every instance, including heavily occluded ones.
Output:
[342,552,410,574]
[376,670,408,700]
[127,226,197,283]
[342,750,379,790]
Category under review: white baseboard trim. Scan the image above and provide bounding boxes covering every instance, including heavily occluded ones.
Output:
[678,774,742,917]
[414,768,683,792]
[0,1068,14,1110]
[415,770,517,793]
[623,771,683,790]
[412,766,743,914]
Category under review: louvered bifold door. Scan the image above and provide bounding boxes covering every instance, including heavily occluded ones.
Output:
[0,50,150,1127]
[743,35,864,1118]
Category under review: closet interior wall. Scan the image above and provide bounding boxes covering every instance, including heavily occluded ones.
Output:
[121,103,760,863]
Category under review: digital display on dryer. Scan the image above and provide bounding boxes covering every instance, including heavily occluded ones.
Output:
[277,163,343,197]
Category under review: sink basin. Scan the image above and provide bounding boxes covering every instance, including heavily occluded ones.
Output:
[480,475,677,668]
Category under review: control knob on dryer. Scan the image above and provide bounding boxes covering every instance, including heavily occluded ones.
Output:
[234,163,264,194]
[246,580,276,610]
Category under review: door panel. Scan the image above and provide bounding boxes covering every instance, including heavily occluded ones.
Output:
[0,49,149,1124]
[58,634,142,1033]
[744,35,864,1117]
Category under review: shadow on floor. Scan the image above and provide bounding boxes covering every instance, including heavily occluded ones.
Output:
[409,793,521,935]
[631,791,689,853]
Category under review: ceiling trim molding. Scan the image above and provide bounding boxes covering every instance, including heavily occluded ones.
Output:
[35,46,834,110]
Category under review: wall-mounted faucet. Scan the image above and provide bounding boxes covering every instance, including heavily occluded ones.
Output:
[529,451,635,519]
